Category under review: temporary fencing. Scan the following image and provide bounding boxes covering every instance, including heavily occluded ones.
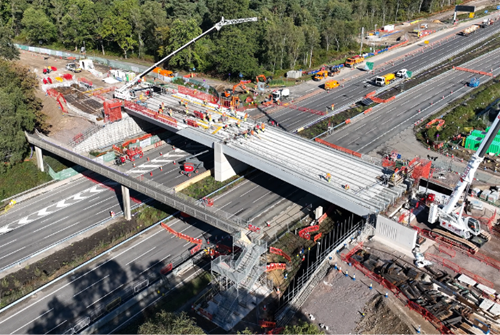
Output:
[298,225,319,240]
[267,327,284,334]
[437,243,456,258]
[314,233,322,242]
[269,247,291,262]
[425,253,494,288]
[259,320,277,328]
[161,222,203,245]
[265,263,287,272]
[46,88,68,114]
[177,85,218,104]
[123,101,178,129]
[315,138,362,158]
[248,224,261,232]
[453,66,493,77]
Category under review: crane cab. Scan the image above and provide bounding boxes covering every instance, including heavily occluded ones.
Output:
[466,217,480,236]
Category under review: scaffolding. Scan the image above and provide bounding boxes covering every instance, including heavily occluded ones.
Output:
[203,231,271,331]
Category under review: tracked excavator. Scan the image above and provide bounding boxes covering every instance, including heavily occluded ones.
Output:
[427,113,500,252]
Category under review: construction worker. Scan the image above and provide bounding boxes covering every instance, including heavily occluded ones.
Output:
[331,104,335,111]
[236,121,241,128]
[244,113,248,122]
[161,102,165,109]
[326,173,332,182]
[261,123,266,132]
[251,130,255,136]
[208,113,212,123]
[345,184,350,190]
[168,108,173,117]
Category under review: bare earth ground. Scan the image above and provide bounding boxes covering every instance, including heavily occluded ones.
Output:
[18,51,103,142]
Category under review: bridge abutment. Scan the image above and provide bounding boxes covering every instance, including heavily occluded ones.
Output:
[35,146,44,172]
[214,143,247,182]
[121,185,132,221]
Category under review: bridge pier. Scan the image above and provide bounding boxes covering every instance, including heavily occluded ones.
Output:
[35,146,44,172]
[214,143,247,182]
[121,185,132,221]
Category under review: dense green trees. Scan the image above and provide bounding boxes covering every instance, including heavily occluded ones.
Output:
[137,311,204,334]
[0,0,455,77]
[0,58,45,171]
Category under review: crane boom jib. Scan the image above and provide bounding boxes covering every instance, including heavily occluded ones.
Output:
[115,17,258,99]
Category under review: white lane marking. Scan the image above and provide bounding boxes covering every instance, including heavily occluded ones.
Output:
[239,185,259,197]
[73,275,110,297]
[220,201,233,209]
[86,284,124,308]
[9,308,54,334]
[0,229,165,327]
[0,246,26,261]
[85,196,116,211]
[33,216,70,233]
[252,191,272,204]
[95,205,120,215]
[139,254,171,275]
[125,247,157,266]
[44,320,67,334]
[0,239,17,249]
[43,221,81,239]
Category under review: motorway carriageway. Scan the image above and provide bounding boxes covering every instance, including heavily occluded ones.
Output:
[0,169,319,334]
[324,44,500,154]
[0,137,210,273]
[262,15,500,131]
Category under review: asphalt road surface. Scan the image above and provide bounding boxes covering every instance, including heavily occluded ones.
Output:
[323,45,500,154]
[260,16,500,131]
[0,169,319,334]
[0,137,211,273]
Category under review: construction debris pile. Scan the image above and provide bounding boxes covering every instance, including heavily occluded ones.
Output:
[348,247,500,334]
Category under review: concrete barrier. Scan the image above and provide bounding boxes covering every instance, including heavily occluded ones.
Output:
[375,215,417,254]
[174,169,212,192]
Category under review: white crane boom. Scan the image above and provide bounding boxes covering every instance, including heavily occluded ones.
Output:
[442,112,500,214]
[114,17,258,100]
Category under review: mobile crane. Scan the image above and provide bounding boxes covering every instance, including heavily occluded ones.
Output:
[114,17,258,101]
[427,113,499,252]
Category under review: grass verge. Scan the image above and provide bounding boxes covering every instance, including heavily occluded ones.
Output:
[180,170,252,199]
[0,202,173,309]
[0,160,52,201]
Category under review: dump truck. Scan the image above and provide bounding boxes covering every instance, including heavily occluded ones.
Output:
[396,69,408,78]
[461,24,479,36]
[313,70,328,81]
[325,80,340,90]
[373,73,395,86]
[344,56,364,68]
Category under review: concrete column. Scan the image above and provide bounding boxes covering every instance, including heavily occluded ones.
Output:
[214,143,247,182]
[121,185,131,221]
[35,146,44,172]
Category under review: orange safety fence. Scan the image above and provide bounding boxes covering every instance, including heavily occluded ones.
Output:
[269,247,291,262]
[78,77,93,87]
[314,233,322,242]
[160,263,173,274]
[123,101,178,129]
[388,40,409,50]
[437,243,456,258]
[453,66,493,77]
[315,138,362,158]
[265,263,287,272]
[177,85,218,104]
[425,253,494,288]
[259,321,276,328]
[161,222,203,245]
[363,107,373,114]
[298,225,319,240]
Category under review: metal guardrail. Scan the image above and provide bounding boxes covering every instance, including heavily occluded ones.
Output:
[25,132,247,234]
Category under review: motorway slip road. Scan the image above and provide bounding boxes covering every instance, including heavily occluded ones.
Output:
[324,46,500,154]
[262,12,500,131]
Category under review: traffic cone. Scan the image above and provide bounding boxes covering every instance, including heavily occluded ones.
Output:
[345,270,349,277]
[150,171,153,176]
[147,157,150,161]
[338,266,342,273]
[160,166,163,171]
[334,263,338,270]
[160,152,163,156]
[385,292,389,298]
[417,326,421,334]
[133,163,136,168]
[369,283,373,290]
[352,274,356,281]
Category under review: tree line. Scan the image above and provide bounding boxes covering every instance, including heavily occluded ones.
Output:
[1,0,457,78]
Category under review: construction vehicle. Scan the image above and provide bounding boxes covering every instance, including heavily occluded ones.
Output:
[373,73,395,86]
[313,70,328,81]
[480,18,494,28]
[396,69,408,78]
[427,112,500,252]
[328,66,341,77]
[272,88,290,103]
[460,24,479,36]
[468,77,480,87]
[256,74,267,83]
[325,80,340,90]
[115,147,144,165]
[345,56,364,68]
[66,62,82,73]
[114,17,258,100]
[175,150,208,177]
